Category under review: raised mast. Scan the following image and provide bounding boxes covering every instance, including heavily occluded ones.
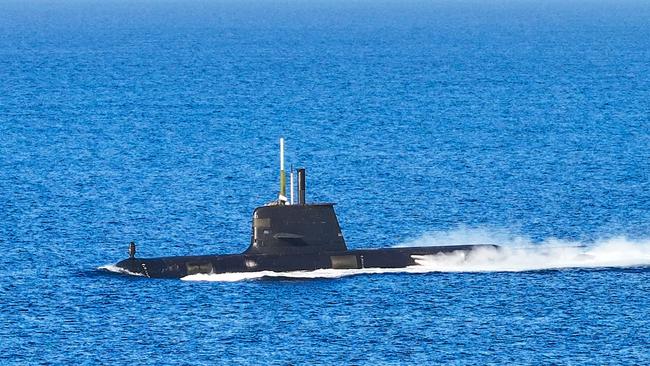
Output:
[290,165,294,205]
[279,137,287,203]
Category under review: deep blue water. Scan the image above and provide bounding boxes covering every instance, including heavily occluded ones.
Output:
[1,0,649,364]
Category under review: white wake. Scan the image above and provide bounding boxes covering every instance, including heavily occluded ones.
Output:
[412,239,650,272]
[398,227,650,272]
[181,266,433,282]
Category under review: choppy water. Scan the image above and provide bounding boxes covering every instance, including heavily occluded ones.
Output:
[1,0,649,364]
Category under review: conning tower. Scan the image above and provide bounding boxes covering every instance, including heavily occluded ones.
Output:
[244,140,347,255]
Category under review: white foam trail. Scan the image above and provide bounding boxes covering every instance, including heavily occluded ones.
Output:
[399,228,650,272]
[97,264,144,277]
[181,266,440,282]
[181,229,650,282]
[413,239,650,272]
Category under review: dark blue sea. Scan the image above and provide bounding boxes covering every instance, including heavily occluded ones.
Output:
[1,0,649,364]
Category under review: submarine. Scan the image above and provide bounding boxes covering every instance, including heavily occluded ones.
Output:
[113,138,497,278]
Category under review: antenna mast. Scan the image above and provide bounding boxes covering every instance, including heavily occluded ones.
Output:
[290,164,294,205]
[279,137,287,203]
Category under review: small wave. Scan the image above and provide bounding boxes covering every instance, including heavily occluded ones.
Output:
[97,264,144,277]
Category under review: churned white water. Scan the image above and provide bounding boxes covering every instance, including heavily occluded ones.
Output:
[400,228,650,272]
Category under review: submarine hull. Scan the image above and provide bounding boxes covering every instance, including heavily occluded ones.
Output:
[115,245,495,278]
[111,156,499,279]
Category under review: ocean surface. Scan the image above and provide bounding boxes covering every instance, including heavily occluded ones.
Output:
[1,0,649,364]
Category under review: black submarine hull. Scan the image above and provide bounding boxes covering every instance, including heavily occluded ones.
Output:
[114,245,496,278]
